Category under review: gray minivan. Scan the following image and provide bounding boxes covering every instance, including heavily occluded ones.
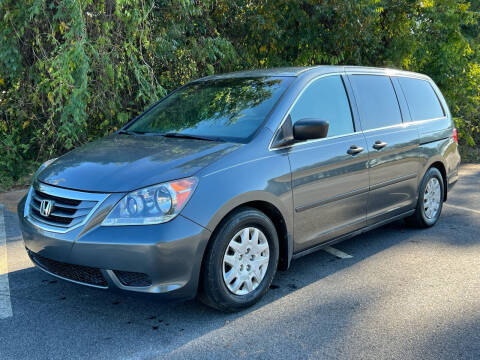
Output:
[18,66,461,311]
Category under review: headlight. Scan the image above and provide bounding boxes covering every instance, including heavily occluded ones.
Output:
[101,177,198,226]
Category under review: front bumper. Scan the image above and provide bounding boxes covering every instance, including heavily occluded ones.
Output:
[18,195,211,300]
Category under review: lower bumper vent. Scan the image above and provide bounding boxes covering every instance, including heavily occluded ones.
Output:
[114,270,152,287]
[28,250,108,288]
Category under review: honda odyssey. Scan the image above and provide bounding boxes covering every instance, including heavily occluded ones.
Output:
[18,66,461,311]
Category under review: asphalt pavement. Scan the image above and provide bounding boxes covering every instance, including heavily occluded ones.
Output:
[0,165,479,360]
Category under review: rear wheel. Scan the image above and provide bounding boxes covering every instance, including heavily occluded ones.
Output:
[199,207,279,312]
[406,167,444,228]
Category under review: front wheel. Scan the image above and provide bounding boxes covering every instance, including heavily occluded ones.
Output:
[199,207,279,312]
[406,167,444,228]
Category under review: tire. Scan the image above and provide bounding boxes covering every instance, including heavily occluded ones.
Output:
[405,167,445,228]
[199,207,279,312]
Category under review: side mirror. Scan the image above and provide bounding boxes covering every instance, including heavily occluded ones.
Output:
[293,118,329,141]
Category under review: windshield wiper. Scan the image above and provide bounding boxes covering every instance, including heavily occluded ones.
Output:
[117,130,147,136]
[119,130,223,141]
[162,132,222,142]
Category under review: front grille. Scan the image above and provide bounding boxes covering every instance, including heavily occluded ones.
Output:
[26,183,108,233]
[114,270,152,287]
[28,250,108,287]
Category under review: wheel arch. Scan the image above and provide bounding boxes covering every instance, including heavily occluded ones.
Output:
[236,200,291,271]
[201,195,293,276]
[422,158,448,201]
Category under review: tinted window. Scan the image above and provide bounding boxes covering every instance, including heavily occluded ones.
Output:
[350,75,402,130]
[290,75,354,137]
[398,77,444,121]
[127,76,293,143]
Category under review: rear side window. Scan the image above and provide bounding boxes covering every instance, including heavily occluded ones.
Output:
[349,75,402,130]
[398,77,445,121]
[289,75,354,138]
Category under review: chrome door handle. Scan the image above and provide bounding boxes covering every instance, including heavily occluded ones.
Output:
[347,145,364,155]
[373,140,387,150]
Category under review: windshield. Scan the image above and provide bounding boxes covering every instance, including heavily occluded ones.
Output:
[126,76,294,142]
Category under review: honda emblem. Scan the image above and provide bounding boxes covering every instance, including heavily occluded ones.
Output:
[39,200,54,217]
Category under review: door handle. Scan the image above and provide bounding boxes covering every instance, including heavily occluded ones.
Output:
[373,140,387,150]
[347,145,364,155]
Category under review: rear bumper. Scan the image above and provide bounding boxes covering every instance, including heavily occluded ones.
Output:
[18,196,211,300]
[446,152,460,197]
[447,175,458,194]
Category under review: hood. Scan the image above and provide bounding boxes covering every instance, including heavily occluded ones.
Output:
[38,135,240,192]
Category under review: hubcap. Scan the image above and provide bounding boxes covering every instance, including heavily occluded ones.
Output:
[423,177,441,219]
[222,227,270,295]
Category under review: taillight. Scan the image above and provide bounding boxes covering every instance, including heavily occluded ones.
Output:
[453,128,458,144]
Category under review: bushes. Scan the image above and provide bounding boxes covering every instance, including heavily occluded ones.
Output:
[1,0,479,190]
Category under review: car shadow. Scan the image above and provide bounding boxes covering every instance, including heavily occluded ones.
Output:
[2,219,428,359]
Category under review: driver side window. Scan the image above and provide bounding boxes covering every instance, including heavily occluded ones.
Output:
[290,75,354,138]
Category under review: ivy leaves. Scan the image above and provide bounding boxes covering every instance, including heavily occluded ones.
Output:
[0,0,479,189]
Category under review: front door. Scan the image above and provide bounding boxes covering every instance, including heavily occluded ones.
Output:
[287,75,370,252]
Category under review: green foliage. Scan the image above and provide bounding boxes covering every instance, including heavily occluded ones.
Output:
[1,0,479,190]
